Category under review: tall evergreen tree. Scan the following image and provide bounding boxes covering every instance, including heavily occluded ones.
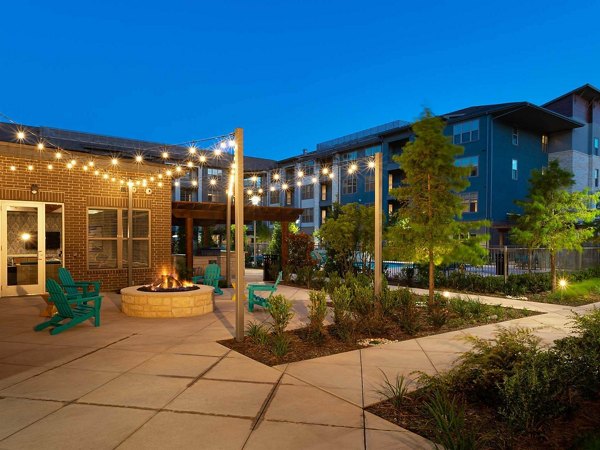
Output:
[511,160,600,290]
[387,109,488,302]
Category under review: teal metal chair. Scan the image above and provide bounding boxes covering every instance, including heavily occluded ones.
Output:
[58,267,101,299]
[192,263,223,295]
[248,271,283,312]
[34,279,102,335]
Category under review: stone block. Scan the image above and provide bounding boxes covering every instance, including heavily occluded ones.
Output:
[171,307,192,317]
[172,298,193,308]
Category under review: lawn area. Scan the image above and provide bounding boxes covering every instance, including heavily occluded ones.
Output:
[530,277,600,306]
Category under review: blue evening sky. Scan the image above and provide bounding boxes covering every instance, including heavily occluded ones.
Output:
[1,0,597,159]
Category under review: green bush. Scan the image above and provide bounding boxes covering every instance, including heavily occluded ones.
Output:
[449,297,485,319]
[267,294,294,336]
[425,387,477,450]
[376,371,411,409]
[271,334,291,357]
[324,271,344,296]
[307,290,328,342]
[379,287,405,317]
[499,351,570,432]
[330,285,354,341]
[245,321,270,345]
[397,290,422,335]
[428,294,449,329]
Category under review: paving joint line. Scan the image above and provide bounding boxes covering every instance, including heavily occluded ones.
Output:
[359,349,367,450]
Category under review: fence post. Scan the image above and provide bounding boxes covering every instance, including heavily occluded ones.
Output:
[503,246,509,282]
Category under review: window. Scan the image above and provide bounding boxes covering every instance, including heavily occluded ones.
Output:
[270,191,279,205]
[388,203,394,215]
[285,190,293,206]
[88,208,150,269]
[321,209,327,224]
[342,176,357,194]
[301,208,314,223]
[542,134,549,152]
[321,184,327,201]
[459,192,478,213]
[365,173,375,192]
[207,168,223,176]
[595,169,599,188]
[512,128,519,146]
[180,188,197,202]
[453,120,479,144]
[340,151,357,161]
[388,173,393,191]
[302,161,315,176]
[301,184,314,200]
[512,159,518,180]
[207,192,223,203]
[455,155,479,177]
[364,145,380,157]
[595,138,599,156]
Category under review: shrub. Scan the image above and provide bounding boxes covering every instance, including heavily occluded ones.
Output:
[379,287,404,317]
[267,294,294,336]
[428,294,449,329]
[287,232,315,273]
[499,351,570,432]
[425,387,477,450]
[376,371,411,409]
[397,290,422,335]
[307,290,328,342]
[330,285,354,341]
[449,297,485,319]
[324,271,344,296]
[271,334,291,357]
[449,328,541,405]
[245,321,270,345]
[350,284,376,320]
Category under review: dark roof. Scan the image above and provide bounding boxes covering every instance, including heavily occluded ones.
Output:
[172,201,302,226]
[0,122,277,172]
[543,83,600,106]
[442,102,583,133]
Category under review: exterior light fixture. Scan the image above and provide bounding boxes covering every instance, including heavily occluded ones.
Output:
[30,184,39,195]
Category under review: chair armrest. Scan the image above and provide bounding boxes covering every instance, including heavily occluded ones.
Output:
[247,284,275,292]
[74,281,101,290]
[72,295,101,305]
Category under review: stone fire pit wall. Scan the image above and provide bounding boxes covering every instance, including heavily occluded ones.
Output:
[120,285,214,318]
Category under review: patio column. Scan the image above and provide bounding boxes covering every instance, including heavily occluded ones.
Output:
[281,221,289,268]
[186,217,193,275]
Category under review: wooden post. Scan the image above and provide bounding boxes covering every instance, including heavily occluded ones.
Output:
[226,173,232,287]
[234,128,245,342]
[374,152,383,297]
[281,221,289,269]
[127,182,134,286]
[186,217,194,275]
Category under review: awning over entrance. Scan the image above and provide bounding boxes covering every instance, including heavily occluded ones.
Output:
[172,201,302,227]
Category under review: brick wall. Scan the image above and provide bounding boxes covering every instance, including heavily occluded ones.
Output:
[0,143,172,291]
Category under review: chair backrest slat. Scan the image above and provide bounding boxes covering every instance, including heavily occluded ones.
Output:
[58,268,79,296]
[274,271,282,288]
[46,279,75,318]
[204,264,220,280]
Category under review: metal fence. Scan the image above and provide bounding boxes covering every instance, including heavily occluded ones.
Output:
[381,247,600,280]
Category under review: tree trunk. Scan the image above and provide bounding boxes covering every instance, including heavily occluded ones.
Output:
[428,248,435,303]
[550,251,557,291]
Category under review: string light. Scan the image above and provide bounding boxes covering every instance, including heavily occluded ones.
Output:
[174,180,180,187]
[273,173,280,181]
[311,176,318,183]
[111,158,119,166]
[329,172,335,179]
[102,173,109,180]
[199,154,207,163]
[55,152,62,159]
[282,183,289,190]
[88,161,95,167]
[296,181,302,187]
[368,160,375,169]
[66,163,73,169]
[246,189,253,196]
[162,151,169,159]
[70,159,77,166]
[188,145,197,154]
[94,170,100,176]
[214,148,222,156]
[251,175,257,182]
[166,169,173,177]
[9,165,16,171]
[297,170,304,178]
[158,181,163,187]
[37,143,44,150]
[191,180,198,187]
[228,139,235,147]
[16,131,25,141]
[83,165,88,172]
[269,186,275,192]
[47,164,53,170]
[322,167,329,175]
[209,179,217,186]
[220,141,227,150]
[135,154,143,163]
[186,161,194,168]
[175,166,182,174]
[27,164,34,171]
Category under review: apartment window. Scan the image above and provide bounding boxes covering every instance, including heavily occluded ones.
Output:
[207,192,222,203]
[207,168,223,176]
[459,192,478,213]
[301,208,314,223]
[88,208,150,269]
[364,145,380,157]
[595,169,599,188]
[301,184,314,200]
[542,134,549,152]
[320,184,327,201]
[321,209,327,224]
[270,191,279,205]
[388,204,394,215]
[452,120,479,144]
[595,137,599,156]
[365,173,375,192]
[180,188,197,202]
[340,151,357,161]
[302,161,315,176]
[512,159,518,180]
[388,173,393,191]
[455,155,479,177]
[285,190,293,206]
[512,128,519,146]
[342,176,357,194]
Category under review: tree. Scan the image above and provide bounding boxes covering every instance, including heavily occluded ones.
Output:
[387,109,488,302]
[511,160,600,290]
[317,202,375,274]
[287,233,316,272]
[267,222,299,256]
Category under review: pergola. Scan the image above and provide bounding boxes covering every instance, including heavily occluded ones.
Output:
[172,201,303,273]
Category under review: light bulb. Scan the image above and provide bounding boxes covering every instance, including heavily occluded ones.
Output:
[186,161,194,168]
[297,170,304,178]
[94,170,100,176]
[150,176,155,182]
[322,167,329,175]
[166,170,173,177]
[47,164,53,170]
[258,188,263,194]
[16,131,25,140]
[191,180,198,187]
[269,186,275,192]
[66,163,73,169]
[220,141,227,149]
[175,166,182,173]
[329,173,334,179]
[228,139,235,147]
[368,160,375,168]
[127,180,134,187]
[162,151,169,159]
[199,155,207,163]
[209,179,217,186]
[83,166,88,171]
[70,159,77,166]
[103,173,109,179]
[251,175,257,182]
[214,149,222,156]
[282,183,289,190]
[120,179,125,185]
[311,177,318,183]
[37,143,44,150]
[188,146,197,154]
[174,180,180,187]
[247,189,253,196]
[27,165,34,171]
[135,155,143,163]
[296,181,302,187]
[273,173,280,181]
[158,181,163,187]
[55,152,62,159]
[111,158,118,166]
[88,161,95,167]
[158,174,163,179]
[9,165,16,171]
[111,177,116,182]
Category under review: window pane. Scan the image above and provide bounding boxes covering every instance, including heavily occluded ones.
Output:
[88,240,117,269]
[123,240,150,268]
[88,209,117,237]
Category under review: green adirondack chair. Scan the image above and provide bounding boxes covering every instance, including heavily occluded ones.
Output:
[192,263,223,295]
[34,279,102,335]
[248,271,283,312]
[58,267,101,299]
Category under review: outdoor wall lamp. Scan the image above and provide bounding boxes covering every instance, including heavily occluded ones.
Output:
[31,184,39,195]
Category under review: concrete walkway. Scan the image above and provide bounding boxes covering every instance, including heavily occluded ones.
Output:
[0,279,597,449]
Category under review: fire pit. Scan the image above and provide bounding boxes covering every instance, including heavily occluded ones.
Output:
[121,274,213,318]
[137,274,200,293]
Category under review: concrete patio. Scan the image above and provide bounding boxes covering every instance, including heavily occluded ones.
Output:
[0,275,597,450]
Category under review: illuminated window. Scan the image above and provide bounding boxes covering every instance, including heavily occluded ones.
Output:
[321,184,327,201]
[301,208,314,223]
[542,134,549,152]
[512,159,518,180]
[301,184,314,200]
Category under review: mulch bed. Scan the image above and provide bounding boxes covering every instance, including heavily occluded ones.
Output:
[366,389,600,450]
[219,307,538,367]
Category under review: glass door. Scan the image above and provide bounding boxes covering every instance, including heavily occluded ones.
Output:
[1,202,46,296]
